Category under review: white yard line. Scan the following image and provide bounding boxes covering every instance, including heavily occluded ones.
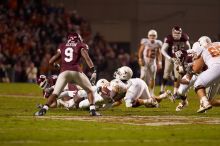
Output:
[36,115,220,126]
[0,94,41,98]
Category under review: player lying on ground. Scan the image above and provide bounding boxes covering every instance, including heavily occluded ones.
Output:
[37,74,85,109]
[78,78,115,109]
[111,66,174,108]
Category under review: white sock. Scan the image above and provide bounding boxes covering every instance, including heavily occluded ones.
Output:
[89,105,96,110]
[200,96,211,107]
[158,92,167,99]
[43,105,49,110]
[150,88,155,96]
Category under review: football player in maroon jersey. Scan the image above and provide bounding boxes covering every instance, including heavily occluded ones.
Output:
[37,74,83,109]
[160,26,191,94]
[35,32,100,116]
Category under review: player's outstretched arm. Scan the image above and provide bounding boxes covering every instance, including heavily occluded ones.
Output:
[49,51,61,66]
[161,43,171,60]
[81,48,94,68]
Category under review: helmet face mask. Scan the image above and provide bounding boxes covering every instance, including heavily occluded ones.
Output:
[148,29,157,42]
[172,26,182,40]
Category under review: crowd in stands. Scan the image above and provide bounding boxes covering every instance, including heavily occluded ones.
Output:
[0,0,139,83]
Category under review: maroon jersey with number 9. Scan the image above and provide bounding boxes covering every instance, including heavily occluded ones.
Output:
[58,41,89,72]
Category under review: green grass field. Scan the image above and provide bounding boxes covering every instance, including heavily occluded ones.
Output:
[1,83,220,146]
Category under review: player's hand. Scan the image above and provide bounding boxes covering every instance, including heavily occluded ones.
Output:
[90,72,97,85]
[171,58,179,65]
[53,63,60,69]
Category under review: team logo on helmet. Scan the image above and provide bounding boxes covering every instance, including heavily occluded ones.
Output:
[114,66,133,81]
[67,32,83,43]
[37,75,48,89]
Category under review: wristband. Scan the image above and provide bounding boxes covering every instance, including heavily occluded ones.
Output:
[90,67,97,73]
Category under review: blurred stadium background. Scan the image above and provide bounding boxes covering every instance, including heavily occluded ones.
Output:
[0,0,220,83]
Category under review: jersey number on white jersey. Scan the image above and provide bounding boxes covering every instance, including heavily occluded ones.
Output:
[208,45,220,57]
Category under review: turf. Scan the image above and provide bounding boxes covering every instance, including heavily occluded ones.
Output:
[0,83,220,146]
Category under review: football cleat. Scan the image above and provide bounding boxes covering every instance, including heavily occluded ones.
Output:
[176,99,189,111]
[89,109,101,116]
[34,108,47,116]
[149,98,159,108]
[197,102,212,113]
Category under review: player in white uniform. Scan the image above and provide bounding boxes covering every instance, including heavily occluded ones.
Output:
[138,29,163,96]
[113,66,174,108]
[78,79,113,109]
[192,36,220,113]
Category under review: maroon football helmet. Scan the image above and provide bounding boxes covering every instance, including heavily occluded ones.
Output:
[67,32,83,43]
[37,75,48,89]
[172,26,182,40]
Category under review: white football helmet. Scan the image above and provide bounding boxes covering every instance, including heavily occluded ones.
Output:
[96,79,109,88]
[191,42,203,59]
[198,36,212,47]
[148,29,158,39]
[114,66,133,81]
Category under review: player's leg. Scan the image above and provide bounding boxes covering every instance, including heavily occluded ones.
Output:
[137,81,159,107]
[172,75,196,111]
[140,66,147,83]
[173,63,181,94]
[194,66,220,113]
[160,58,173,94]
[74,72,101,116]
[148,63,157,96]
[207,83,220,106]
[35,71,68,116]
[124,83,142,107]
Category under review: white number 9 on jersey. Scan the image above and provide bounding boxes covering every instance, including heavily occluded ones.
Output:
[64,47,73,62]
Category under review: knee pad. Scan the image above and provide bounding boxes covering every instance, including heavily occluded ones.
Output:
[195,85,205,93]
